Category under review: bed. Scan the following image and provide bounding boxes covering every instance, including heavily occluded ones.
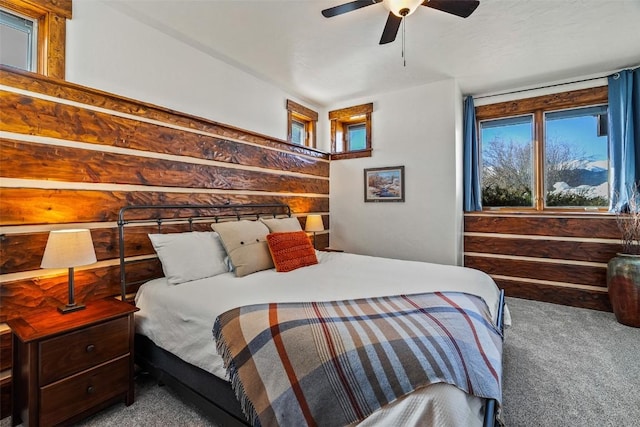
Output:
[118,204,508,427]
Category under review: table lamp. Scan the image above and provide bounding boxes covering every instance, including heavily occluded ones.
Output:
[41,229,97,313]
[305,215,324,249]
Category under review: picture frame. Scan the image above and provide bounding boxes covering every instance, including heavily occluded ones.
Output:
[364,166,405,203]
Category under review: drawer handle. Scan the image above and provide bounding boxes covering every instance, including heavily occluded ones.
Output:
[86,344,95,353]
[87,386,95,395]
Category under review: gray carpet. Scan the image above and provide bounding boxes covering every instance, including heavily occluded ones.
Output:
[502,297,639,426]
[2,297,638,426]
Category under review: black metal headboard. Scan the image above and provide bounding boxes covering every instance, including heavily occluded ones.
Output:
[117,203,292,301]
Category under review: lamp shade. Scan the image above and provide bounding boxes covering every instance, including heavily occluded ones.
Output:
[305,215,324,232]
[41,229,97,268]
[382,0,423,17]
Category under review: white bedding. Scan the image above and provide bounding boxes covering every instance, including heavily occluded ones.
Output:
[135,251,509,426]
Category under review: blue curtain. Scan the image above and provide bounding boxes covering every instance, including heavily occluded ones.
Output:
[463,96,482,211]
[609,67,640,211]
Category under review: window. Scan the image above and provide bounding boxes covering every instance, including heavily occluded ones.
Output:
[544,106,609,208]
[480,115,535,207]
[347,123,366,151]
[0,0,72,79]
[0,9,37,72]
[329,103,373,160]
[286,99,318,148]
[476,86,609,210]
[290,119,306,145]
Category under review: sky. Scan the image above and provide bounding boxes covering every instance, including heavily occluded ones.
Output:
[546,115,608,161]
[481,112,608,163]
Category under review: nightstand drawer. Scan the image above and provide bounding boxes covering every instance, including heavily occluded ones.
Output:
[39,316,130,385]
[40,355,130,426]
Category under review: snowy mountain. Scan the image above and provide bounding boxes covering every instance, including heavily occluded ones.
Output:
[553,160,608,187]
[549,160,609,201]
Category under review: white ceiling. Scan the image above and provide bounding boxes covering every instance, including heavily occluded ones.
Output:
[109,0,640,107]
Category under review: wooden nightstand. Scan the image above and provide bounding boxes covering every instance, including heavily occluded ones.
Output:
[7,298,139,427]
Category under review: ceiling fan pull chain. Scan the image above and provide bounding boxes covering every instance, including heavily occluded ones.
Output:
[402,17,406,67]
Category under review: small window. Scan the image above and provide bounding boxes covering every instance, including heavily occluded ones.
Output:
[0,2,72,79]
[0,9,37,72]
[290,119,306,145]
[329,103,373,160]
[286,99,318,148]
[347,123,366,151]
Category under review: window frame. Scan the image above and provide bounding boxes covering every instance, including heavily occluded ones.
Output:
[329,103,373,160]
[286,99,318,148]
[0,0,71,79]
[475,86,609,212]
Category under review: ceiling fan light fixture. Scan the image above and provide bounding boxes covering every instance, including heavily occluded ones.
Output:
[382,0,423,17]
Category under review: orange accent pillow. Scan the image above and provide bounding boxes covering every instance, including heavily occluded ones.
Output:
[266,231,318,273]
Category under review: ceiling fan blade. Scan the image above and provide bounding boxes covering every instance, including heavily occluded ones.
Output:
[322,0,381,18]
[422,0,480,18]
[379,12,402,44]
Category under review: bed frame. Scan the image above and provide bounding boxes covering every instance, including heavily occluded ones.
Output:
[118,203,505,427]
[118,203,292,302]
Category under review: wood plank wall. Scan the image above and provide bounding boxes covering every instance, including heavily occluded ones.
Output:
[464,213,618,312]
[0,66,330,417]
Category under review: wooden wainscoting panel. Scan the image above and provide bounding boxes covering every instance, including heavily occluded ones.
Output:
[0,188,329,226]
[0,66,330,161]
[0,261,162,322]
[464,255,607,288]
[1,232,49,275]
[2,225,169,275]
[0,139,329,194]
[464,213,619,311]
[496,278,612,312]
[464,235,619,264]
[0,94,329,178]
[464,215,619,239]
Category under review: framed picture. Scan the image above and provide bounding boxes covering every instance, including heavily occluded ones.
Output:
[364,166,405,202]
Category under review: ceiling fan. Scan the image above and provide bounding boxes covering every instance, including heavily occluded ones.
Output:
[322,0,480,45]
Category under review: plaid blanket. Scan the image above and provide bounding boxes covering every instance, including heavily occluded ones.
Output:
[213,291,503,427]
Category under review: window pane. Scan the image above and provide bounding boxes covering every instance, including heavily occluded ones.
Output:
[0,9,36,72]
[544,106,609,207]
[291,120,305,145]
[347,124,366,151]
[480,115,535,207]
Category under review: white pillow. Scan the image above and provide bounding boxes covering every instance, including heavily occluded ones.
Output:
[260,217,303,233]
[148,232,228,284]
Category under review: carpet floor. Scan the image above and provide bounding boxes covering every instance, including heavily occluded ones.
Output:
[2,297,638,426]
[501,297,639,426]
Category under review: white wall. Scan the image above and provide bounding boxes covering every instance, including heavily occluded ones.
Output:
[327,80,463,265]
[65,0,323,142]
